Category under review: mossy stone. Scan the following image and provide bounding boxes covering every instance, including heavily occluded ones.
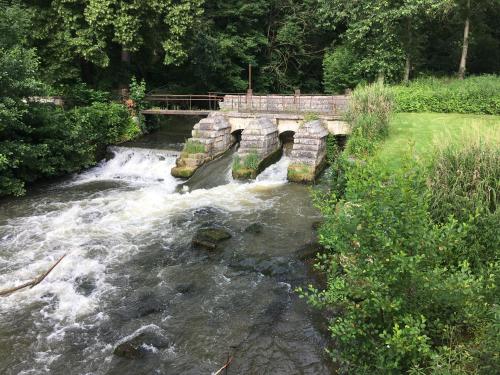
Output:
[192,227,232,250]
[171,166,196,179]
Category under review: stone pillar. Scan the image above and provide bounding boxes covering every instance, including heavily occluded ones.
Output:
[171,113,232,179]
[287,119,329,183]
[232,117,280,179]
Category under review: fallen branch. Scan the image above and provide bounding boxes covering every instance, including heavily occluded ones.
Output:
[213,356,233,375]
[0,254,66,297]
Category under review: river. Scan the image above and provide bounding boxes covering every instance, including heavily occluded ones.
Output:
[0,117,333,374]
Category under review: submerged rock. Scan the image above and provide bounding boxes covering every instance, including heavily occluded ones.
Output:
[192,227,232,250]
[175,282,195,294]
[114,332,170,359]
[244,223,264,234]
[311,220,324,231]
[296,241,324,261]
[75,276,96,296]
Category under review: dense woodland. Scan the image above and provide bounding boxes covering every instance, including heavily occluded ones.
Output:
[6,0,500,93]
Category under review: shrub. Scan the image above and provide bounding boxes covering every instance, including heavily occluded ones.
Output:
[341,82,394,160]
[302,112,320,123]
[427,134,500,270]
[232,151,260,176]
[302,158,499,373]
[391,75,500,115]
[0,102,138,197]
[243,151,260,170]
[323,45,361,94]
[60,83,109,108]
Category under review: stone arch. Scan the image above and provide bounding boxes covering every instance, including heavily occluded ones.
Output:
[277,121,299,135]
[279,130,295,156]
[231,129,243,143]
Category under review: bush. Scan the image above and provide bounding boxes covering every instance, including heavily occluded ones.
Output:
[303,158,499,373]
[0,102,139,196]
[427,135,500,270]
[343,82,394,158]
[243,151,260,170]
[323,45,361,94]
[391,75,500,115]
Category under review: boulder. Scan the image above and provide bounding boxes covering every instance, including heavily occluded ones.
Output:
[113,332,169,359]
[192,227,232,250]
[244,223,264,234]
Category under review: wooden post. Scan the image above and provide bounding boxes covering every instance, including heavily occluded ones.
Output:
[248,64,252,91]
[294,89,300,113]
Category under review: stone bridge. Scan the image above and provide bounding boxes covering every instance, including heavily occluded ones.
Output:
[170,94,350,182]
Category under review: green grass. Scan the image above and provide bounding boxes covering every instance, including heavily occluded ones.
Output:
[377,112,500,170]
[183,140,205,154]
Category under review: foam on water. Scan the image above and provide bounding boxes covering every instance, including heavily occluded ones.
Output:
[72,146,180,187]
[256,156,290,183]
[0,149,291,322]
[0,148,296,374]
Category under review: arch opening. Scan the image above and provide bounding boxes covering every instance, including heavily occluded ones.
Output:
[279,130,295,157]
[231,129,243,144]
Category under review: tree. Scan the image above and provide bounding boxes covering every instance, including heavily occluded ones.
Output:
[0,2,43,195]
[25,0,204,86]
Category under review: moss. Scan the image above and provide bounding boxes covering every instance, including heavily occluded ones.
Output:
[171,166,196,179]
[232,167,256,180]
[287,163,315,183]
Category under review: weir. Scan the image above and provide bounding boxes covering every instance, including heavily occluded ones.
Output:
[151,93,351,182]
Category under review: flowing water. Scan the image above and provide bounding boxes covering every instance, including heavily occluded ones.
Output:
[0,120,332,374]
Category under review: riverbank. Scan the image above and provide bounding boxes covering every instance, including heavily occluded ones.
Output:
[303,83,500,373]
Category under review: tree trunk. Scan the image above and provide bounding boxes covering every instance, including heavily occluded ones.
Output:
[403,18,412,84]
[458,0,470,79]
[403,56,411,83]
[121,48,131,64]
[120,47,131,97]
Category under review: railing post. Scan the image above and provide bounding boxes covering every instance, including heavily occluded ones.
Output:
[246,89,253,112]
[294,89,300,113]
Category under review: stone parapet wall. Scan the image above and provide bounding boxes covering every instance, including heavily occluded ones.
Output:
[219,95,349,114]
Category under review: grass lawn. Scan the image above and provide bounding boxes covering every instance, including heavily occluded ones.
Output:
[377,112,500,169]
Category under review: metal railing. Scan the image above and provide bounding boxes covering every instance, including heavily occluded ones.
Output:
[145,93,225,111]
[144,91,349,115]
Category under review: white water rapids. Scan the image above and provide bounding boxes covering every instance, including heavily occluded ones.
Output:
[0,146,318,374]
[0,147,290,319]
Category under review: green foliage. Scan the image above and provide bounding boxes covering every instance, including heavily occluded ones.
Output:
[344,82,394,158]
[129,76,146,109]
[59,83,110,108]
[183,140,205,154]
[323,45,361,93]
[0,102,138,197]
[302,112,320,123]
[232,151,260,173]
[303,157,499,373]
[242,151,260,170]
[392,75,500,115]
[427,135,500,270]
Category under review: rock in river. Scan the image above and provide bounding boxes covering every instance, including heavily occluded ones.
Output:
[244,222,264,234]
[114,332,169,359]
[192,227,232,250]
